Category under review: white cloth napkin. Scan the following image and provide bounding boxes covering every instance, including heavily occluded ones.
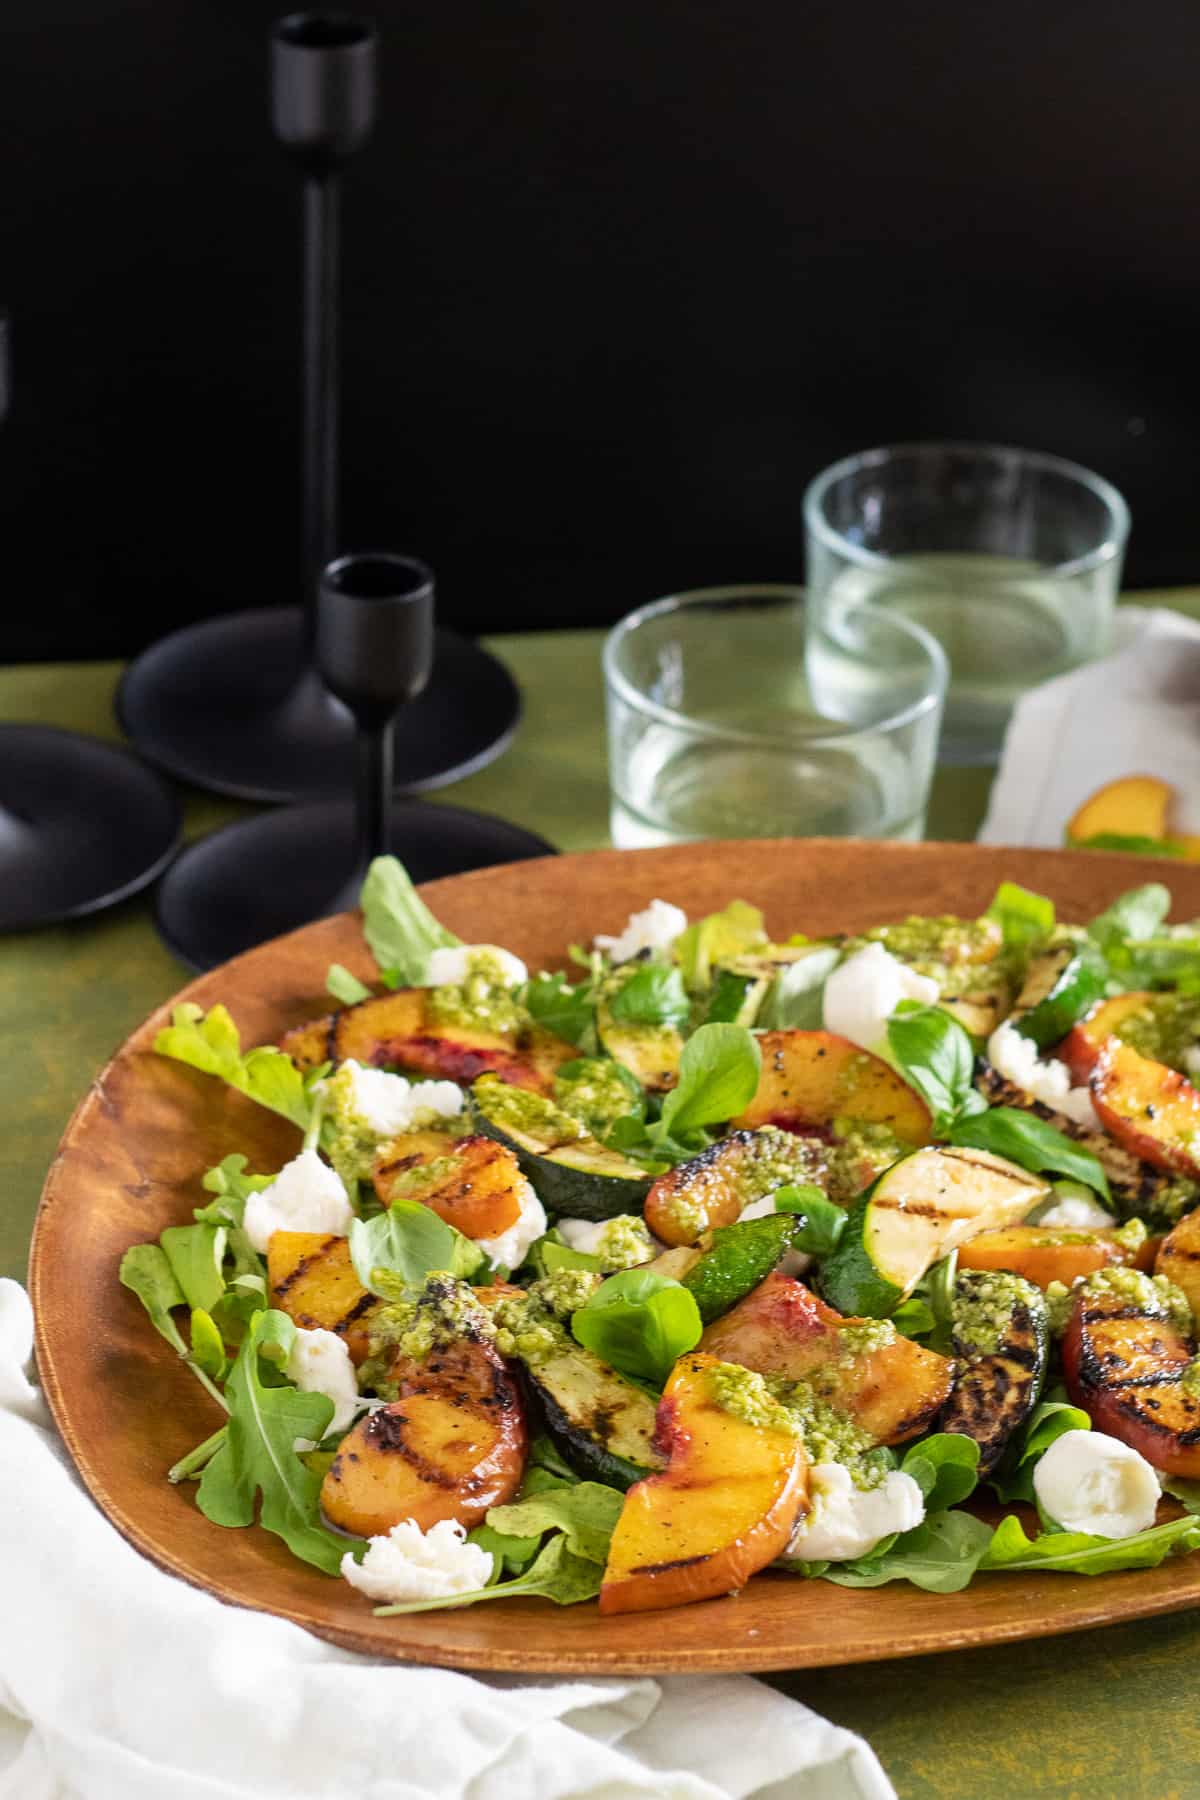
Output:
[0,1281,893,1800]
[980,607,1200,846]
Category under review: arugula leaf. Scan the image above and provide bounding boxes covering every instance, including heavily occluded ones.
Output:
[119,1245,190,1356]
[981,1511,1200,1574]
[374,1531,603,1614]
[349,1201,484,1298]
[1087,883,1172,953]
[196,1309,352,1575]
[886,1002,986,1135]
[674,900,766,990]
[189,1308,229,1382]
[196,1154,275,1227]
[773,1185,847,1256]
[756,947,840,1031]
[154,1004,314,1132]
[654,1023,761,1143]
[525,1434,581,1488]
[949,1107,1110,1201]
[326,963,373,1006]
[607,964,690,1031]
[359,855,460,985]
[467,1522,542,1580]
[1161,1477,1200,1516]
[985,882,1056,953]
[486,1481,624,1564]
[988,1397,1092,1504]
[160,1223,228,1314]
[571,1269,702,1386]
[899,1433,980,1512]
[814,1510,994,1593]
[524,971,596,1048]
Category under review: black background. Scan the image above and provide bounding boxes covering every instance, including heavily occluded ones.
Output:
[2,0,1197,661]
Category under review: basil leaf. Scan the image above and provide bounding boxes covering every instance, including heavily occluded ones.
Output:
[655,1023,762,1141]
[526,1229,605,1278]
[374,1531,603,1614]
[892,1295,937,1338]
[571,1269,702,1386]
[985,882,1056,952]
[757,947,841,1031]
[524,971,596,1047]
[813,1509,994,1593]
[326,963,373,1006]
[608,964,690,1030]
[359,855,460,984]
[1087,883,1172,953]
[773,1184,847,1255]
[154,1004,315,1132]
[160,1222,228,1314]
[981,1511,1200,1574]
[886,1002,986,1134]
[467,1522,542,1580]
[988,1397,1091,1504]
[949,1107,1110,1201]
[674,900,766,991]
[349,1200,484,1297]
[196,1309,350,1576]
[900,1433,980,1512]
[486,1480,623,1564]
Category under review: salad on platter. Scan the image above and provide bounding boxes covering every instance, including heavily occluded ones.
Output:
[119,858,1200,1618]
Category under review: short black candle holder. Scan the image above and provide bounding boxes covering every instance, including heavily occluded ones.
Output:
[117,12,521,804]
[152,553,553,972]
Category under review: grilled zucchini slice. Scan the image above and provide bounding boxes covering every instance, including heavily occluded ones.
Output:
[522,1339,666,1489]
[470,1074,651,1219]
[939,1270,1047,1472]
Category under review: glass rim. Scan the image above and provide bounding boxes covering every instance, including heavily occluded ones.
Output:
[803,440,1131,582]
[602,583,948,752]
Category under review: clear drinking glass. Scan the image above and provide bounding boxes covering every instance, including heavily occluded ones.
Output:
[804,442,1130,767]
[603,585,947,848]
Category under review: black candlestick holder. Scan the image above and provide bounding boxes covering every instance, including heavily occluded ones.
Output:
[0,315,181,931]
[152,553,553,972]
[117,12,521,804]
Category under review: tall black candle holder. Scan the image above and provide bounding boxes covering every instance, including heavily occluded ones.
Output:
[153,552,553,972]
[117,12,521,804]
[0,315,181,931]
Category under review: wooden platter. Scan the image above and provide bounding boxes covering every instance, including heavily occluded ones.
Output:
[29,838,1200,1674]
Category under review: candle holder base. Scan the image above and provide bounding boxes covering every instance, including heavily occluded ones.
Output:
[152,796,555,972]
[117,606,521,803]
[0,724,180,930]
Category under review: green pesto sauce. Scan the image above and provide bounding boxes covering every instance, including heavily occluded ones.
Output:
[828,1119,907,1203]
[658,1127,828,1241]
[593,1214,655,1270]
[709,1362,803,1436]
[381,1153,463,1198]
[1138,1175,1200,1232]
[1111,1217,1149,1254]
[491,1269,602,1362]
[708,1361,881,1487]
[359,1276,494,1396]
[427,950,528,1034]
[553,1060,638,1137]
[1082,1265,1194,1335]
[1115,991,1200,1074]
[1044,1280,1075,1337]
[844,913,1000,975]
[950,1270,1041,1356]
[836,1318,898,1360]
[1182,1358,1200,1399]
[476,1076,586,1146]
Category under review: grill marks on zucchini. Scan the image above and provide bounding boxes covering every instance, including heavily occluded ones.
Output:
[939,1272,1047,1472]
[520,1340,665,1489]
[470,1074,651,1220]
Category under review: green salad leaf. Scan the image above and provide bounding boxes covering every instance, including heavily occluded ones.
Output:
[467,1521,543,1580]
[119,1245,230,1412]
[359,855,460,985]
[196,1309,353,1576]
[189,1308,229,1382]
[899,1433,980,1513]
[349,1200,485,1297]
[154,1004,315,1132]
[812,1509,994,1593]
[1072,834,1186,859]
[607,964,690,1030]
[1086,883,1172,954]
[486,1481,624,1564]
[524,971,597,1048]
[326,963,373,1006]
[949,1107,1110,1201]
[655,1023,761,1143]
[773,1185,847,1256]
[756,947,840,1031]
[981,1512,1200,1575]
[374,1531,603,1614]
[526,1229,605,1278]
[160,1223,228,1314]
[988,1397,1091,1504]
[985,882,1056,953]
[572,1269,702,1386]
[195,1154,275,1226]
[886,1001,986,1135]
[674,900,766,991]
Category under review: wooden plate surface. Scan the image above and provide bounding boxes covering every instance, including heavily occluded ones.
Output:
[29,839,1200,1674]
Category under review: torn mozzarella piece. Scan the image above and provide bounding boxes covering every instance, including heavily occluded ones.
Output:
[243,1150,353,1254]
[785,1463,925,1562]
[1035,1192,1116,1230]
[1033,1430,1160,1539]
[341,1518,494,1603]
[987,1020,1099,1130]
[475,1175,548,1271]
[331,1061,464,1136]
[822,944,939,1057]
[593,899,688,964]
[424,945,528,988]
[288,1327,365,1447]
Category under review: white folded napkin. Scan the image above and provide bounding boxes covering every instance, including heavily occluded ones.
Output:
[980,607,1200,847]
[0,1281,893,1800]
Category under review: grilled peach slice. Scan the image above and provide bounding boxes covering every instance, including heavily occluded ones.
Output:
[280,989,575,1091]
[1156,1206,1200,1321]
[1067,774,1173,845]
[598,1351,807,1615]
[730,1030,932,1144]
[958,1224,1154,1290]
[321,1336,527,1536]
[1091,1039,1200,1180]
[699,1270,952,1444]
[644,1128,829,1247]
[1062,1277,1200,1476]
[1059,991,1160,1081]
[267,1231,377,1363]
[373,1133,527,1240]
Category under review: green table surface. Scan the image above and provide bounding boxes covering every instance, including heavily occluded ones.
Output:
[4,590,1199,1798]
